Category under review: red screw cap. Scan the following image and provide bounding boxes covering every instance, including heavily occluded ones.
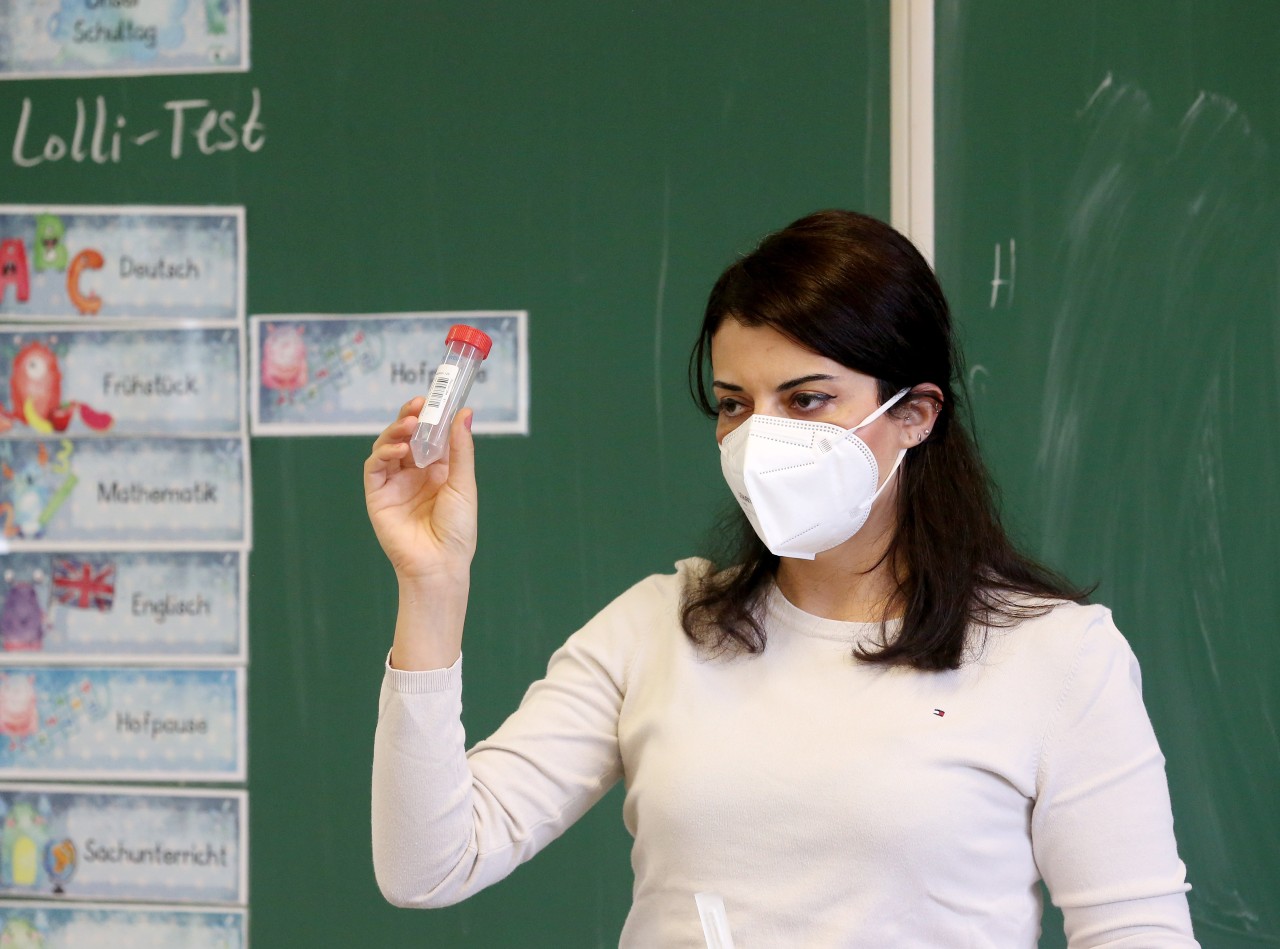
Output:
[446,324,493,359]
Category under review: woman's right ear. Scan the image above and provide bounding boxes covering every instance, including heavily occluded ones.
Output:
[900,385,943,446]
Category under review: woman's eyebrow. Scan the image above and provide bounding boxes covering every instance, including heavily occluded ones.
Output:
[712,373,837,392]
[776,373,836,391]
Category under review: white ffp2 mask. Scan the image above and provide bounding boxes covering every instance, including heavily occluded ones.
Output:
[718,388,911,560]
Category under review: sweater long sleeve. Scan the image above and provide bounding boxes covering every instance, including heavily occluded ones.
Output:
[1032,622,1197,946]
[372,571,641,908]
[372,561,1197,947]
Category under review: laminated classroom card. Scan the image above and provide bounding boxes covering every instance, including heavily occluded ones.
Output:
[0,901,245,949]
[0,784,246,904]
[0,666,245,781]
[0,0,249,79]
[0,551,245,663]
[0,437,250,551]
[0,206,244,323]
[250,311,528,436]
[0,324,244,438]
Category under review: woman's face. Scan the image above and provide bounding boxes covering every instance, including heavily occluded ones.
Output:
[709,318,907,472]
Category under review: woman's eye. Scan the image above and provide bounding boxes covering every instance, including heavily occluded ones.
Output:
[717,398,745,417]
[791,392,833,411]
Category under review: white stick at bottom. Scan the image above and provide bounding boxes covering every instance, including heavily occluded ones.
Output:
[694,892,738,949]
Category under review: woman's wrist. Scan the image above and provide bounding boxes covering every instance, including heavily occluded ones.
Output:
[395,566,470,600]
[389,571,469,672]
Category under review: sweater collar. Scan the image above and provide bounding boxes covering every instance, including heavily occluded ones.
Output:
[764,585,902,643]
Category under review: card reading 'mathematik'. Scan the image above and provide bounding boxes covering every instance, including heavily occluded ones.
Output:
[0,437,249,551]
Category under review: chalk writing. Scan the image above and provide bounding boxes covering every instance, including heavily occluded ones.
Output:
[11,89,265,168]
[989,239,1016,309]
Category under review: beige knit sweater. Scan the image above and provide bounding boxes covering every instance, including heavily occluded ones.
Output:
[372,559,1196,947]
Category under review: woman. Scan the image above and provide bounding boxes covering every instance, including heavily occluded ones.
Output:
[368,211,1197,946]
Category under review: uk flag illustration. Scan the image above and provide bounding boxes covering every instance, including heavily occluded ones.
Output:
[51,559,116,611]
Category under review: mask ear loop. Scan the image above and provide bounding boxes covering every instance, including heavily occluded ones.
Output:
[852,387,912,512]
[859,447,908,512]
[849,387,912,432]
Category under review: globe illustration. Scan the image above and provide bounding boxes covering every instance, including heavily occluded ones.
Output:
[42,838,76,894]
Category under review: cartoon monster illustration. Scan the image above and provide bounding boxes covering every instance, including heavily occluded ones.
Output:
[8,342,60,428]
[66,249,103,316]
[206,0,231,35]
[32,216,67,274]
[1,801,47,889]
[0,457,51,539]
[1,341,113,434]
[0,240,30,306]
[261,324,308,391]
[0,676,38,739]
[0,569,48,652]
[0,917,45,949]
[0,442,78,539]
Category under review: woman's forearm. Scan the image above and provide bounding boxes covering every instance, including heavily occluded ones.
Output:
[390,571,470,671]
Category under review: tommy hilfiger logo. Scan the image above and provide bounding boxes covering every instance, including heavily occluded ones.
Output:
[933,709,946,717]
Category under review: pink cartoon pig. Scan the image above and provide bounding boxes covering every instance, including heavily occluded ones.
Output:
[261,325,308,391]
[0,673,38,737]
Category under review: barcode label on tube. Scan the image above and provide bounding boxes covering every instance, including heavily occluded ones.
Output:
[418,364,458,425]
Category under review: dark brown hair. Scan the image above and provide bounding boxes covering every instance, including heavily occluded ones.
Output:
[682,210,1090,670]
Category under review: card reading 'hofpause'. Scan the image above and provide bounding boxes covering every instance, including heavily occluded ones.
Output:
[0,551,244,663]
[0,784,246,904]
[0,667,244,781]
[249,311,528,435]
[0,437,249,551]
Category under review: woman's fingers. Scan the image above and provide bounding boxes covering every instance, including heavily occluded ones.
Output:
[374,397,424,447]
[399,396,425,420]
[365,414,417,493]
[373,440,410,463]
[363,444,396,493]
[365,404,474,518]
[370,410,418,456]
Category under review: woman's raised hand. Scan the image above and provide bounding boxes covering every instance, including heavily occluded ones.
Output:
[364,398,478,584]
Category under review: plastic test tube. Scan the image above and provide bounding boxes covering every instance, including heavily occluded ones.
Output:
[410,324,493,468]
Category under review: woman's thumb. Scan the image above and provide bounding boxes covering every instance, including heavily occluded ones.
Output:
[445,409,477,494]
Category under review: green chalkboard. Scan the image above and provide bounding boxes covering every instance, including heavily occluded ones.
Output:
[4,3,890,945]
[935,3,1280,947]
